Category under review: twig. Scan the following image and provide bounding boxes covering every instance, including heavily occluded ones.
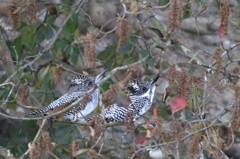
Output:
[79,7,93,26]
[57,64,81,75]
[194,0,214,18]
[95,17,118,39]
[0,82,15,88]
[48,151,60,159]
[0,87,96,122]
[97,143,104,156]
[0,84,15,108]
[0,50,151,121]
[121,1,171,15]
[99,54,151,85]
[206,41,240,73]
[134,101,235,155]
[90,131,104,149]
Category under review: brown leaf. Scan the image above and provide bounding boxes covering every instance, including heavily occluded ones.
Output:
[57,56,71,65]
[153,106,158,118]
[238,16,240,27]
[218,23,225,39]
[146,128,156,138]
[141,120,156,129]
[135,132,147,144]
[89,126,95,137]
[3,51,12,60]
[44,4,58,16]
[113,81,125,90]
[114,89,131,108]
[169,96,187,114]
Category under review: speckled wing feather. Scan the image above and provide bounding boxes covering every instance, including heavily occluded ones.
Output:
[27,69,108,119]
[62,89,99,122]
[88,76,159,123]
[103,96,151,123]
[27,90,87,116]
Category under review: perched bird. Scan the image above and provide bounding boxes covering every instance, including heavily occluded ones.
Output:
[89,76,159,123]
[27,69,108,122]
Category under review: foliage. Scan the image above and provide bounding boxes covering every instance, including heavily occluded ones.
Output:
[0,0,240,158]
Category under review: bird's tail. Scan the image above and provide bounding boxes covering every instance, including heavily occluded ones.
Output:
[27,111,40,116]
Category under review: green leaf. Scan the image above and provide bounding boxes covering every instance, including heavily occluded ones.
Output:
[177,63,184,68]
[53,122,81,144]
[63,45,72,59]
[140,48,149,56]
[158,0,170,11]
[50,89,62,98]
[6,103,16,109]
[150,18,165,34]
[168,154,175,159]
[0,89,6,98]
[184,109,194,120]
[56,39,68,48]
[74,27,81,37]
[71,47,79,65]
[195,0,201,3]
[43,72,53,89]
[158,105,169,119]
[34,27,45,43]
[129,31,140,44]
[18,22,28,30]
[97,45,118,60]
[101,78,114,91]
[103,59,113,69]
[146,57,156,67]
[63,15,77,34]
[41,53,54,62]
[12,36,22,57]
[47,16,57,24]
[121,54,134,65]
[44,25,54,39]
[22,27,36,50]
[119,42,133,54]
[132,50,139,62]
[20,120,36,129]
[31,91,44,101]
[21,72,34,83]
[62,0,72,3]
[38,65,50,81]
[162,61,170,70]
[183,6,191,19]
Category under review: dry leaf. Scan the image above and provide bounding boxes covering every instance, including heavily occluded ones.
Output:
[218,24,225,39]
[169,96,187,114]
[135,132,147,144]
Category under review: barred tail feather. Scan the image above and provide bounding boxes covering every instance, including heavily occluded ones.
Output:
[27,111,40,116]
[27,108,49,116]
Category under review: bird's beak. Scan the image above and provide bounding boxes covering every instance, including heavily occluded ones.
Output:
[95,69,108,83]
[150,75,160,86]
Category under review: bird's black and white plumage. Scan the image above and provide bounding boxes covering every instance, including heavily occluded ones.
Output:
[89,76,159,123]
[27,69,108,122]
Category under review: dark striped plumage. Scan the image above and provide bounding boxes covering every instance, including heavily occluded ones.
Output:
[89,76,159,123]
[27,70,108,122]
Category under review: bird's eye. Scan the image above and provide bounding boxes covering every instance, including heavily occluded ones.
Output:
[88,81,93,86]
[142,87,147,91]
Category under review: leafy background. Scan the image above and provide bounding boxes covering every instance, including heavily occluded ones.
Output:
[0,0,240,158]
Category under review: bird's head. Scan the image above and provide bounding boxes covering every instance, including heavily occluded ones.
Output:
[127,75,160,98]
